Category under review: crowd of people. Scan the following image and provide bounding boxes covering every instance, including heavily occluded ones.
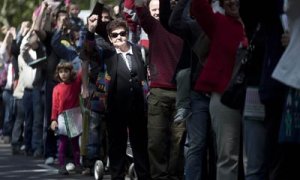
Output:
[0,0,299,180]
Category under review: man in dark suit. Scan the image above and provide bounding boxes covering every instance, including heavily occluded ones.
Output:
[82,15,150,180]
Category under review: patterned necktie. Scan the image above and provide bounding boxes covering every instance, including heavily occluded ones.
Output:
[126,53,132,71]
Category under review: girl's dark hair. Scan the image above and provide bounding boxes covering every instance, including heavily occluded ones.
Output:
[54,61,76,82]
[106,19,129,36]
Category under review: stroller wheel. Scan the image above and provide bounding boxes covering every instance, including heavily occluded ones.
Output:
[94,160,104,180]
[128,163,137,180]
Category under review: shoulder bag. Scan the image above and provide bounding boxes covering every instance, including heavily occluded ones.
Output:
[221,24,261,109]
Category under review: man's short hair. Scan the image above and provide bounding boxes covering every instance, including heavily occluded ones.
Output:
[106,19,129,36]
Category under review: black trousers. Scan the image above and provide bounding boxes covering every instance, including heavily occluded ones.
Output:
[107,106,150,180]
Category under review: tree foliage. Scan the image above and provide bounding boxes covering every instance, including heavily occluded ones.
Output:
[0,0,40,28]
[0,0,116,28]
[0,0,117,39]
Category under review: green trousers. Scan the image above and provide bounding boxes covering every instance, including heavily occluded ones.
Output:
[147,88,186,180]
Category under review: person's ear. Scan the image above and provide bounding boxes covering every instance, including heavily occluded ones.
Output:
[108,35,113,43]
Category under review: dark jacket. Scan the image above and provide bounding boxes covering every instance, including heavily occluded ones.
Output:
[103,43,147,113]
[168,0,210,87]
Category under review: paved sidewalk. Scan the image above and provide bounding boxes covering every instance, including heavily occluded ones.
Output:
[0,143,118,180]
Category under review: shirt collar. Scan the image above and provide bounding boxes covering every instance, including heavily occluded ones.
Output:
[115,44,133,55]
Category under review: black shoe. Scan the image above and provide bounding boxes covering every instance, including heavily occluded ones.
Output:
[74,166,84,174]
[25,151,33,157]
[58,166,69,175]
[11,146,22,155]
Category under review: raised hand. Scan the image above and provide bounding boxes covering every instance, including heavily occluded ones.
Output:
[41,1,49,11]
[8,27,17,39]
[20,21,31,36]
[87,14,98,33]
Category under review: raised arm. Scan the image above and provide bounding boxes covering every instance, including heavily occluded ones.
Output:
[134,0,158,35]
[91,0,105,17]
[51,29,78,61]
[51,13,79,62]
[124,0,139,42]
[0,27,15,63]
[33,1,49,41]
[90,0,108,41]
[159,0,172,31]
[191,0,216,38]
[168,0,192,36]
[80,15,98,99]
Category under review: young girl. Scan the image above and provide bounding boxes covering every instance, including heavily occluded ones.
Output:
[50,61,82,175]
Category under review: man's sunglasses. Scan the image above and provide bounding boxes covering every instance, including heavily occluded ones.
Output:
[110,31,127,38]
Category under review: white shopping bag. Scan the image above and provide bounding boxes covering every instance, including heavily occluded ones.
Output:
[58,107,83,138]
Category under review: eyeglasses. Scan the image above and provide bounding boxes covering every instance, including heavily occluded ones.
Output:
[110,31,127,38]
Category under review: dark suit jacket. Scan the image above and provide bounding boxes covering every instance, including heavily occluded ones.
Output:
[103,43,147,113]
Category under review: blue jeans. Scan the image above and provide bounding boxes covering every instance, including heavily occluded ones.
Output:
[23,88,44,153]
[243,119,267,180]
[2,90,14,136]
[87,111,102,160]
[11,98,25,147]
[185,91,211,180]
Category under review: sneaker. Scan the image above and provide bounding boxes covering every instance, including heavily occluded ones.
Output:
[65,163,75,172]
[33,150,43,158]
[58,166,69,175]
[45,157,54,165]
[20,145,26,151]
[174,108,192,123]
[11,146,22,155]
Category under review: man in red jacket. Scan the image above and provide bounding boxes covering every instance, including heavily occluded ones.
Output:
[135,0,185,179]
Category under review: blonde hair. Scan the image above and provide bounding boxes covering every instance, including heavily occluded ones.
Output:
[54,61,76,82]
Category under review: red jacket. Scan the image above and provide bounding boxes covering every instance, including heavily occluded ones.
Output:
[51,71,82,121]
[136,6,183,89]
[191,0,246,93]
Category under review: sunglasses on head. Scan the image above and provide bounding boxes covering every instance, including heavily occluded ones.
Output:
[110,31,127,38]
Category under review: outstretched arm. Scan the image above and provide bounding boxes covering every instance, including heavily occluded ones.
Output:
[159,0,172,32]
[81,15,98,99]
[90,0,109,42]
[168,0,192,37]
[0,27,15,63]
[33,1,49,41]
[191,0,216,39]
[134,0,158,35]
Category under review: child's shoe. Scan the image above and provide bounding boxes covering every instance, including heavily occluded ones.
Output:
[58,166,69,175]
